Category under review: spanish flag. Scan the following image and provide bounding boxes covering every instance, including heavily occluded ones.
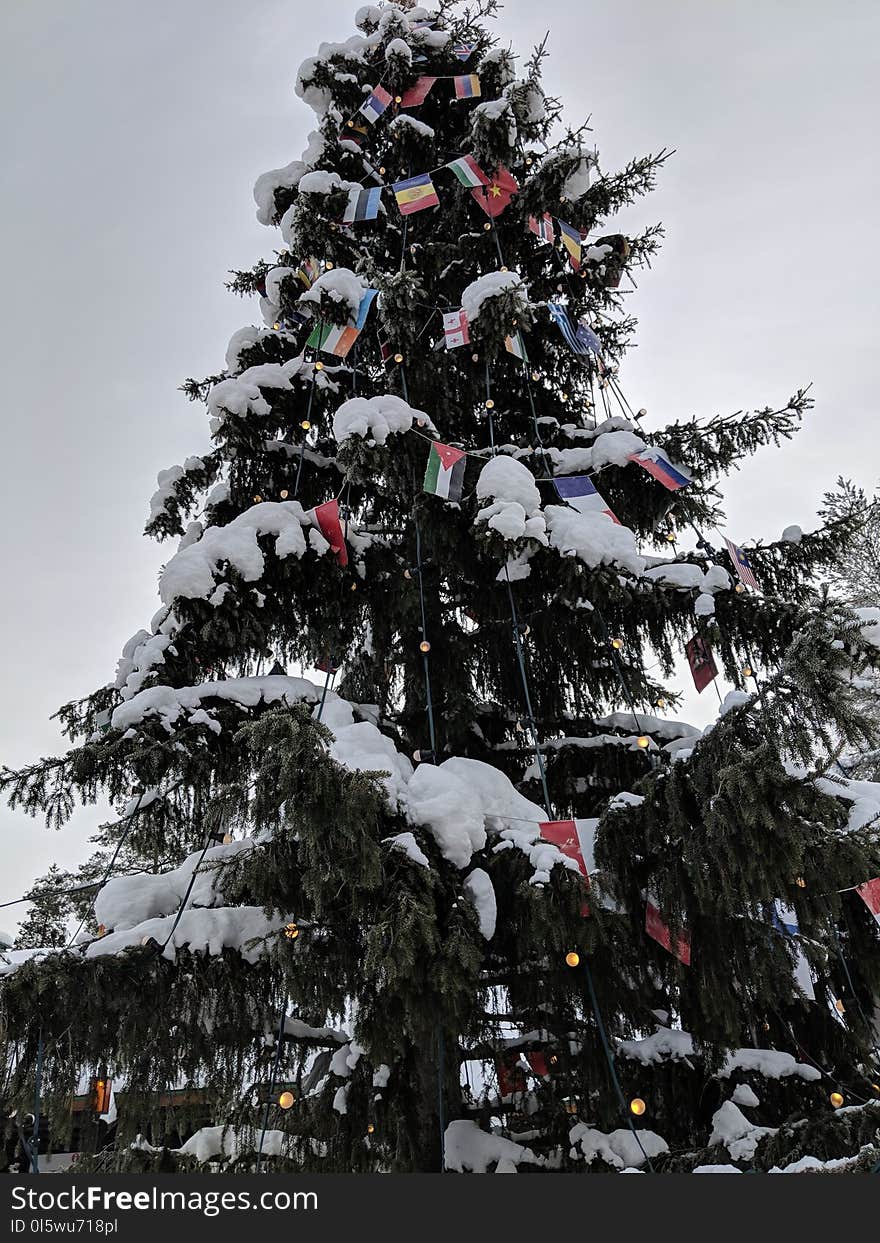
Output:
[392,172,440,215]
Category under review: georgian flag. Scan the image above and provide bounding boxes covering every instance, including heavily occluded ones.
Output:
[442,308,470,349]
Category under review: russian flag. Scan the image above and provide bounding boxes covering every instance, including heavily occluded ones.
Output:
[628,448,693,491]
[552,476,620,523]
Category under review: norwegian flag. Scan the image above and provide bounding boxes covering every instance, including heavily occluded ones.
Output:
[724,538,760,590]
[528,213,555,244]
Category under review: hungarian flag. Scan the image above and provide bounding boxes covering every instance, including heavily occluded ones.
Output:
[342,186,382,224]
[358,85,393,125]
[309,499,348,566]
[685,633,718,693]
[307,288,377,359]
[442,309,470,349]
[470,165,518,218]
[724,538,760,590]
[645,898,691,966]
[558,219,583,271]
[856,878,880,926]
[453,74,481,99]
[400,76,437,107]
[528,213,554,244]
[628,448,693,491]
[424,441,466,502]
[552,476,619,523]
[392,172,440,215]
[446,154,488,189]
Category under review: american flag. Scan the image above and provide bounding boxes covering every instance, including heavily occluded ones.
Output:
[724,538,759,590]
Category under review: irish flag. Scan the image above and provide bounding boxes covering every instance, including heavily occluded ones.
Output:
[307,288,377,359]
[446,154,488,189]
[424,441,466,503]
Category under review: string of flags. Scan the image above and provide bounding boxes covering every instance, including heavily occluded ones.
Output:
[552,476,620,524]
[423,441,467,503]
[306,287,378,359]
[343,186,382,224]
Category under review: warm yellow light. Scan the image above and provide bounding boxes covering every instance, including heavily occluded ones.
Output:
[500,265,508,272]
[324,261,334,269]
[300,420,311,430]
[560,392,569,402]
[253,495,263,504]
[629,1097,646,1117]
[350,582,358,592]
[485,399,495,409]
[611,638,623,650]
[394,353,404,363]
[636,736,650,749]
[834,998,845,1014]
[665,531,676,543]
[830,1091,844,1108]
[273,321,282,331]
[471,353,480,362]
[366,1122,375,1134]
[315,361,324,371]
[742,666,753,679]
[531,371,540,382]
[278,1090,295,1110]
[394,95,402,103]
[655,698,667,709]
[483,222,492,231]
[280,489,289,499]
[378,166,386,175]
[795,876,806,888]
[735,584,745,594]
[419,640,431,653]
[565,951,580,968]
[564,1098,578,1115]
[284,922,300,941]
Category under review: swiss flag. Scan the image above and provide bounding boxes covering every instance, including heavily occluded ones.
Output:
[539,820,590,916]
[645,899,691,966]
[470,165,519,218]
[856,877,880,925]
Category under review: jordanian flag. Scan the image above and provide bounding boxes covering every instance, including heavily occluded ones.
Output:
[424,441,466,502]
[446,154,488,188]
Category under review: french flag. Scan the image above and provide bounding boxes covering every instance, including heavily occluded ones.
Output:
[552,476,620,523]
[628,448,693,491]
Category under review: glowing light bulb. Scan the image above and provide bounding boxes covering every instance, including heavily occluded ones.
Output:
[284,923,299,940]
[636,736,650,749]
[565,951,580,968]
[743,666,753,679]
[830,1091,844,1108]
[795,876,806,888]
[500,265,508,272]
[531,371,540,382]
[665,531,676,543]
[350,582,358,592]
[485,399,495,409]
[379,167,386,175]
[483,223,492,231]
[560,392,569,402]
[273,321,282,331]
[403,568,413,580]
[655,698,667,709]
[315,361,324,372]
[419,640,431,653]
[394,353,404,363]
[629,1097,646,1117]
[394,95,402,103]
[324,261,334,269]
[300,420,311,430]
[835,998,845,1014]
[611,638,623,650]
[280,489,289,499]
[253,495,263,504]
[278,1091,295,1110]
[366,1122,375,1134]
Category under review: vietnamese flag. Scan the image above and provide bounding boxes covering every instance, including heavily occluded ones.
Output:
[400,76,437,107]
[470,165,518,218]
[311,499,348,567]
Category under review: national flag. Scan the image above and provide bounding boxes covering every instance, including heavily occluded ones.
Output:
[857,878,880,925]
[307,288,377,359]
[496,1053,526,1098]
[539,819,592,916]
[343,117,370,147]
[685,633,718,693]
[770,900,815,1000]
[725,538,760,590]
[645,898,691,966]
[400,76,437,107]
[548,302,591,355]
[423,441,467,502]
[446,154,488,189]
[316,655,339,674]
[504,330,528,361]
[628,448,693,491]
[392,172,440,215]
[528,213,554,244]
[470,165,518,217]
[358,84,394,125]
[574,321,602,355]
[295,257,321,289]
[442,309,470,349]
[558,219,583,271]
[453,74,481,99]
[342,186,382,224]
[453,42,477,60]
[526,1052,550,1077]
[309,499,348,567]
[552,476,620,523]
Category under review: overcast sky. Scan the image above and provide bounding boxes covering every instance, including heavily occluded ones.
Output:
[1,0,878,931]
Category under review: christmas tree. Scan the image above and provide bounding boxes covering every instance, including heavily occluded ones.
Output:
[3,0,880,1175]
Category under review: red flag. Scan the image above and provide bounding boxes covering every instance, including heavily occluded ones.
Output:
[496,1054,526,1098]
[685,633,718,693]
[526,1052,549,1077]
[311,499,348,567]
[470,165,518,218]
[539,820,591,916]
[856,878,880,925]
[400,76,437,107]
[645,899,691,966]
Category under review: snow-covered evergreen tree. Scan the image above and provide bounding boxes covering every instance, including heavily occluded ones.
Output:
[3,2,880,1174]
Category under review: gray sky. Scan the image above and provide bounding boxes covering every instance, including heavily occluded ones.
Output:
[1,0,878,930]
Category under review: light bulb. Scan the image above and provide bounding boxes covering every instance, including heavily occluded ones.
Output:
[483,222,492,231]
[420,640,431,653]
[300,419,311,430]
[394,353,404,363]
[485,399,495,409]
[403,568,412,580]
[655,698,667,709]
[253,495,263,504]
[629,1097,646,1117]
[830,1091,844,1108]
[394,95,402,103]
[560,392,569,402]
[284,922,299,940]
[735,583,745,594]
[280,489,289,499]
[350,582,358,591]
[278,1091,295,1110]
[611,638,623,650]
[835,998,845,1014]
[560,194,567,203]
[636,736,650,749]
[500,265,508,272]
[565,951,580,968]
[273,321,282,331]
[531,371,540,382]
[324,261,334,269]
[795,876,806,888]
[366,1122,375,1134]
[525,157,533,166]
[636,408,647,419]
[665,531,676,543]
[379,166,386,175]
[471,353,480,362]
[743,666,753,678]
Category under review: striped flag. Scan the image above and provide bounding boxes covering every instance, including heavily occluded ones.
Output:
[725,538,759,590]
[646,898,691,966]
[392,172,440,215]
[358,85,393,125]
[453,74,481,99]
[453,42,477,60]
[558,219,583,270]
[770,900,815,1000]
[295,257,321,289]
[309,499,348,567]
[446,154,488,188]
[504,330,528,361]
[400,76,437,107]
[343,117,370,148]
[528,213,554,244]
[442,309,470,349]
[857,878,880,925]
[307,288,377,359]
[552,476,619,523]
[548,302,592,355]
[342,186,382,224]
[628,448,693,491]
[424,441,467,502]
